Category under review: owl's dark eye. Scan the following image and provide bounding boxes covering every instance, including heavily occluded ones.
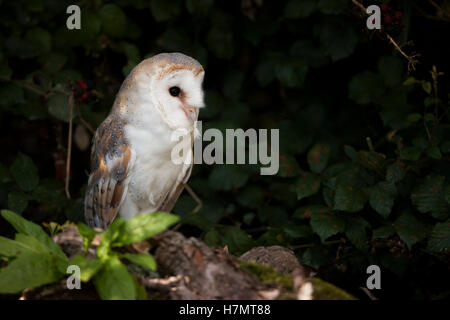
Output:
[169,86,181,97]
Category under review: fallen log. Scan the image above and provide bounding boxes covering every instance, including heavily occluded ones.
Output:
[20,226,354,300]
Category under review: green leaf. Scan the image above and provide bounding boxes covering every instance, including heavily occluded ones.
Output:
[411,175,449,220]
[14,233,55,255]
[412,136,429,151]
[427,220,450,252]
[319,20,357,61]
[8,191,29,214]
[97,218,126,260]
[219,226,254,255]
[93,256,136,300]
[182,211,214,231]
[334,185,367,212]
[424,113,435,122]
[236,186,265,209]
[427,145,442,160]
[407,113,422,122]
[372,225,395,239]
[386,161,406,183]
[47,93,72,122]
[121,42,140,62]
[355,151,386,175]
[0,236,37,257]
[32,178,66,208]
[295,173,321,200]
[0,163,10,183]
[186,0,213,15]
[70,255,103,282]
[278,153,300,177]
[310,211,345,242]
[378,56,404,87]
[10,152,39,192]
[348,71,384,105]
[208,165,249,191]
[67,11,101,45]
[399,146,422,161]
[301,247,328,269]
[112,212,179,247]
[203,229,221,247]
[441,141,450,154]
[0,252,63,294]
[150,0,182,21]
[24,28,52,54]
[345,216,369,251]
[445,184,450,204]
[317,0,348,14]
[1,210,66,260]
[0,83,25,107]
[369,185,394,218]
[258,206,288,227]
[307,143,331,173]
[0,61,12,79]
[290,40,328,68]
[421,81,432,94]
[285,0,316,18]
[283,224,313,239]
[99,4,127,38]
[275,60,308,87]
[77,222,100,254]
[344,145,357,160]
[207,26,233,59]
[122,253,157,271]
[395,213,428,250]
[293,205,330,219]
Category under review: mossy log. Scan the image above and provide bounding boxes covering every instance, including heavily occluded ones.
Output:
[20,227,355,300]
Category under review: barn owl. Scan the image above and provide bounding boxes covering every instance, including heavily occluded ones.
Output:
[84,53,205,229]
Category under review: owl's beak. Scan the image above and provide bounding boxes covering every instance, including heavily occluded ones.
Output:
[182,105,197,123]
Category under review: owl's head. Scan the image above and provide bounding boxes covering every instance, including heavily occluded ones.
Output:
[120,52,205,130]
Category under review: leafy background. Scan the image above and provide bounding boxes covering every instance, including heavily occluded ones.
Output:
[1,0,450,299]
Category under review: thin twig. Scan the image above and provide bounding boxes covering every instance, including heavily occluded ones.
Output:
[385,33,420,71]
[184,183,203,214]
[76,103,96,135]
[351,0,365,11]
[172,184,204,231]
[0,77,48,96]
[366,137,375,152]
[360,287,378,300]
[65,94,74,199]
[413,3,450,22]
[351,0,420,71]
[428,0,443,12]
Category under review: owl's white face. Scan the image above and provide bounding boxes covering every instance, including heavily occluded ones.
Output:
[150,69,205,129]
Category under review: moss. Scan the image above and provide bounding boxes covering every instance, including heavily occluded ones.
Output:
[240,261,293,290]
[308,277,357,300]
[240,261,356,300]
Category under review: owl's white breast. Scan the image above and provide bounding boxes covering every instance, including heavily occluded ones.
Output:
[121,105,192,217]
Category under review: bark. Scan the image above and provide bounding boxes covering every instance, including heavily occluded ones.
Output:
[147,231,280,299]
[20,227,350,300]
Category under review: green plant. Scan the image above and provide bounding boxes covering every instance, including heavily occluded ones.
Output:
[0,210,179,299]
[1,0,449,299]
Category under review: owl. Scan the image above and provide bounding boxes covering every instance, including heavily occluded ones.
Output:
[84,53,205,229]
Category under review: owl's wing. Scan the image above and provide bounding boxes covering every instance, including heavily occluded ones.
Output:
[158,150,194,213]
[84,116,135,229]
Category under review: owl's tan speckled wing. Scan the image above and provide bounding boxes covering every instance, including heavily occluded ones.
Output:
[159,159,193,213]
[84,115,135,229]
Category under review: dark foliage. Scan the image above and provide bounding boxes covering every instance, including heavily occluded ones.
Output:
[0,0,449,299]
